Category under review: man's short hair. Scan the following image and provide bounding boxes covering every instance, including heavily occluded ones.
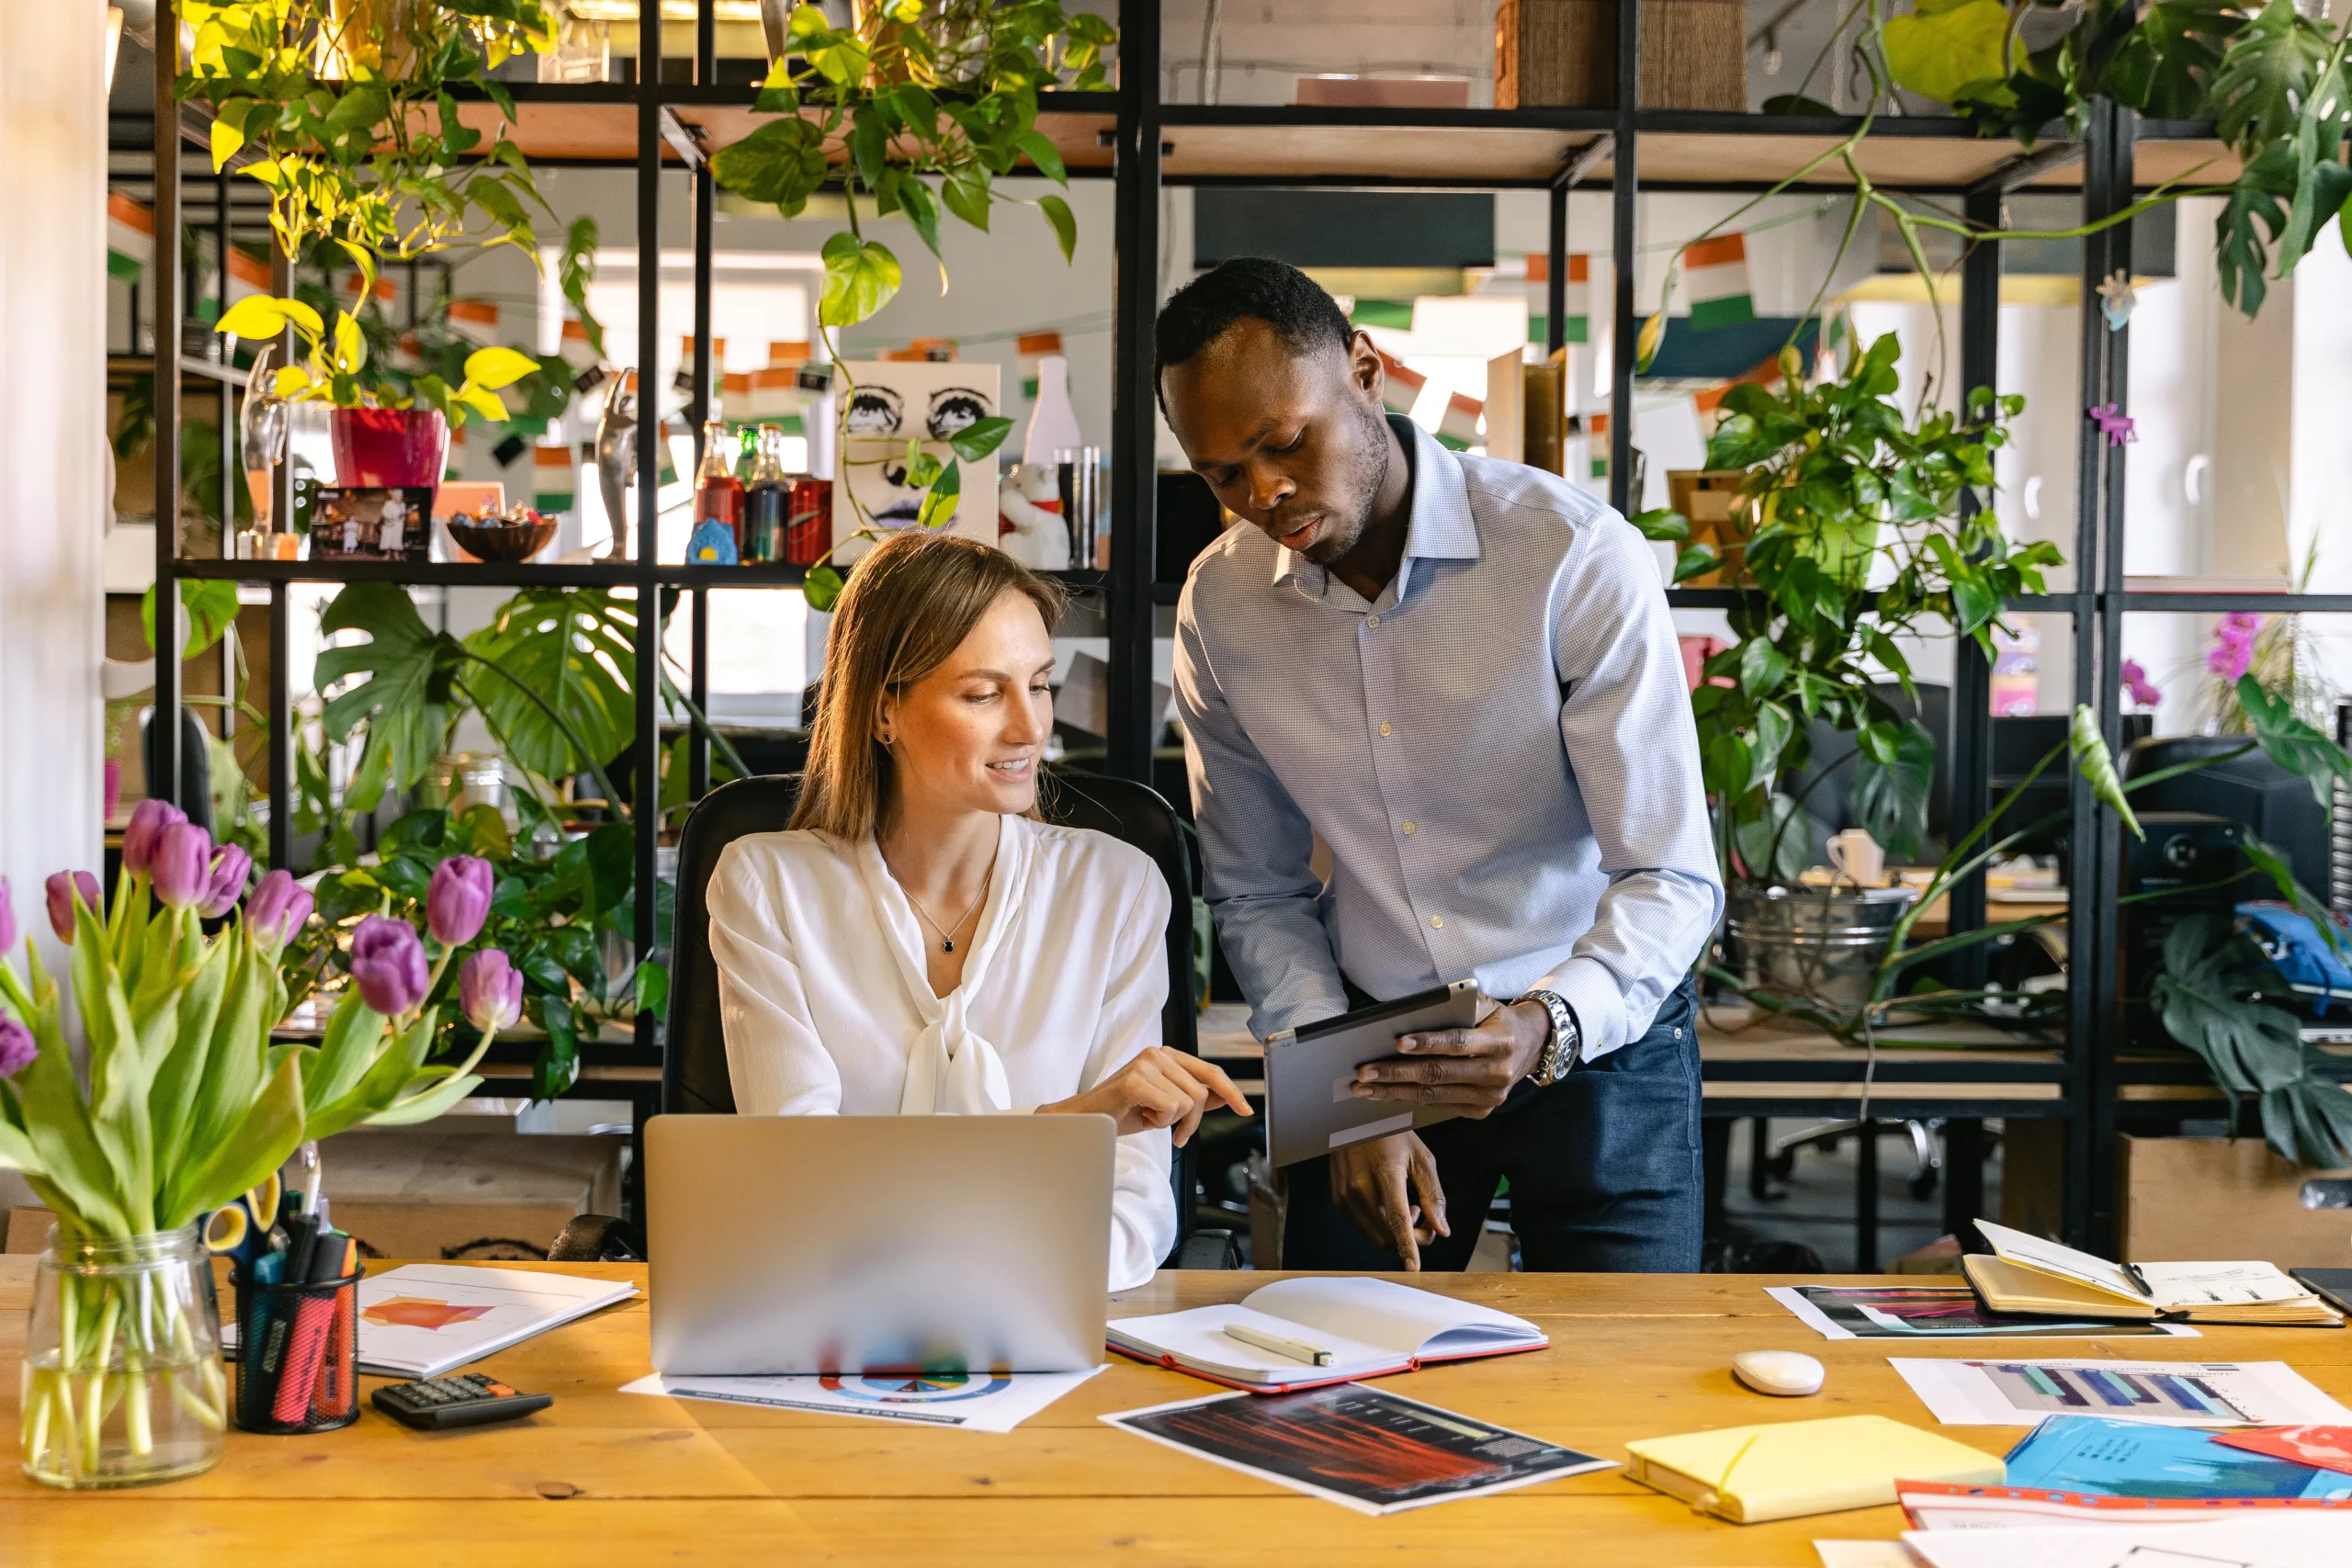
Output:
[1154,258,1354,410]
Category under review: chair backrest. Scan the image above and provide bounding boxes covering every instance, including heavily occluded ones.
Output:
[661,772,1203,1239]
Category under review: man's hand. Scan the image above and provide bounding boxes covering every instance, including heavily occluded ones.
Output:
[1350,998,1550,1118]
[1039,1047,1252,1146]
[1329,1131,1449,1269]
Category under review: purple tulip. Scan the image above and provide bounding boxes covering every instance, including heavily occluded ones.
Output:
[244,869,313,948]
[44,872,100,944]
[349,915,429,1017]
[458,948,525,1032]
[0,876,14,956]
[151,822,215,911]
[198,843,253,919]
[426,855,495,948]
[0,1019,33,1079]
[122,798,188,874]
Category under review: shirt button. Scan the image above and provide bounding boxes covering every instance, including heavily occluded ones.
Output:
[1429,914,1443,930]
[1378,721,1393,738]
[1365,615,1381,628]
[1401,820,1417,835]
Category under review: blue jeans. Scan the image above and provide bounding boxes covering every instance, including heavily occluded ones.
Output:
[1280,976,1703,1272]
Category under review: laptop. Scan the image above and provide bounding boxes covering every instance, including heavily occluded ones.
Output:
[645,1113,1114,1376]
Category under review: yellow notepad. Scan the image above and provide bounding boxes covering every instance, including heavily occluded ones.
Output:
[1623,1415,2003,1524]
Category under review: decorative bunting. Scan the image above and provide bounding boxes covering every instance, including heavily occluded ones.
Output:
[1377,350,1425,417]
[1525,254,1590,344]
[532,445,577,514]
[1016,330,1061,400]
[1437,391,1482,450]
[1682,232,1754,332]
[106,192,153,282]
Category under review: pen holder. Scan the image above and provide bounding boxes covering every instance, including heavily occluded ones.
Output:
[230,1264,365,1434]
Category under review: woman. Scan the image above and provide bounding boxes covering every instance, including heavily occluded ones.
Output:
[707,531,1250,1290]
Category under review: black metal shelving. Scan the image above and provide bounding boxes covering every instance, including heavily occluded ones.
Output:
[138,0,2322,1250]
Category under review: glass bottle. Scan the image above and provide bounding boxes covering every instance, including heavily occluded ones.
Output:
[692,418,743,549]
[742,425,788,565]
[20,1224,226,1488]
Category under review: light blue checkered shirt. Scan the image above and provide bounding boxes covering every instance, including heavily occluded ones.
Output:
[1173,417,1724,1057]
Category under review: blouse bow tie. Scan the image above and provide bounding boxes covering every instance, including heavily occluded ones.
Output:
[899,988,1012,1114]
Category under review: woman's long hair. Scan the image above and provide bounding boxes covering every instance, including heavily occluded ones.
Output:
[791,531,1066,842]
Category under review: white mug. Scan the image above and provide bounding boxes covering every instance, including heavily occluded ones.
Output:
[1827,829,1884,886]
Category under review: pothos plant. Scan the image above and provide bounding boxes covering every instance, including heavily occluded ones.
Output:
[179,0,602,350]
[1653,333,2061,884]
[710,2,1116,608]
[213,290,537,428]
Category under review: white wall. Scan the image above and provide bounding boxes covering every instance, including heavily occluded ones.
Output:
[1,0,107,964]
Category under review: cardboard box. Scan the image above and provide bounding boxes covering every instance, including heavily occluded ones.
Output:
[2119,1134,2352,1270]
[1497,0,1748,112]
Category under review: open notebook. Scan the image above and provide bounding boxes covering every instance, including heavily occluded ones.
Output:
[1967,1219,2344,1327]
[1106,1277,1547,1392]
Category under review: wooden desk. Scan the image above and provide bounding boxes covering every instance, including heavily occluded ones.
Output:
[8,1260,2349,1565]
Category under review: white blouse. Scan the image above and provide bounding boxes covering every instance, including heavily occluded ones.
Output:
[706,811,1177,1289]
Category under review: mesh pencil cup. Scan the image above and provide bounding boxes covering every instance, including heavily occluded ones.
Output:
[231,1263,365,1433]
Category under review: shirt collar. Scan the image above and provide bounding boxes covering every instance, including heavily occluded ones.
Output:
[1271,415,1483,600]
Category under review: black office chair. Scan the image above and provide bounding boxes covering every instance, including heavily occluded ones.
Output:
[640,768,1235,1269]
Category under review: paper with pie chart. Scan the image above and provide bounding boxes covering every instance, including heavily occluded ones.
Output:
[621,1364,1107,1433]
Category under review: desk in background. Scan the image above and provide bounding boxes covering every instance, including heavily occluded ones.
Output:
[9,1258,2348,1565]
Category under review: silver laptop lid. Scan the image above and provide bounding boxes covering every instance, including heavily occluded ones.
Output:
[646,1113,1114,1376]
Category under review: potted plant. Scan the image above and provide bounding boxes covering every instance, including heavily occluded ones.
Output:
[710,0,1114,605]
[0,802,526,1485]
[211,293,538,486]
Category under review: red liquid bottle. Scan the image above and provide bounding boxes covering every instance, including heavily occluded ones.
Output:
[693,419,743,549]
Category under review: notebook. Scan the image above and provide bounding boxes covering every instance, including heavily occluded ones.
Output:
[353,1264,639,1377]
[1622,1414,2003,1524]
[1105,1276,1547,1392]
[1965,1219,2344,1326]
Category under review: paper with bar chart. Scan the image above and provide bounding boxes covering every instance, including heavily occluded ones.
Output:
[1891,1358,2352,1427]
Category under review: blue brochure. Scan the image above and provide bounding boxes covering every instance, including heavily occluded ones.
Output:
[2005,1416,2352,1502]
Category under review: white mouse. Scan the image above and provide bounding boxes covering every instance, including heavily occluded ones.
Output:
[1732,1349,1826,1397]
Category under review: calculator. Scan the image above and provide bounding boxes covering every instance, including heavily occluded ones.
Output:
[370,1372,553,1430]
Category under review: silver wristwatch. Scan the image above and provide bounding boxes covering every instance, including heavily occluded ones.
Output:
[1521,989,1581,1087]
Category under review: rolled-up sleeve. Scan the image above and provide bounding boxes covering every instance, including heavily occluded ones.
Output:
[1175,578,1351,1041]
[1530,514,1724,1059]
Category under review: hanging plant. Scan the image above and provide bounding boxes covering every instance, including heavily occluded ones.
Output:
[178,0,603,349]
[709,1,1116,606]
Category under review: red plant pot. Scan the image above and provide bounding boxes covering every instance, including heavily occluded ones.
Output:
[330,407,448,489]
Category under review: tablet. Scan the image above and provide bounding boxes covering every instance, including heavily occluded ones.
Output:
[1261,979,1486,1169]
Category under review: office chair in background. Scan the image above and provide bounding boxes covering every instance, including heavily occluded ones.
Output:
[568,769,1239,1270]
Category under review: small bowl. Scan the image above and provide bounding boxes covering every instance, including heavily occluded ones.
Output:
[447,517,558,563]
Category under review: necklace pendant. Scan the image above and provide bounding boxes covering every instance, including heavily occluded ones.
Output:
[942,939,955,953]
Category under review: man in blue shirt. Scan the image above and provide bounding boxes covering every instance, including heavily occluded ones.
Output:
[1162,259,1723,1271]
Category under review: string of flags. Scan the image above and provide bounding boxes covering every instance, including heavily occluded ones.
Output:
[1681,232,1754,331]
[1524,253,1590,344]
[107,193,152,283]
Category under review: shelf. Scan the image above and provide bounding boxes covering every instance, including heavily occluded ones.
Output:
[108,355,247,389]
[175,556,1115,591]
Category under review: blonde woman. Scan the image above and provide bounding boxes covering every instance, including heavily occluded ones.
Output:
[706,531,1250,1290]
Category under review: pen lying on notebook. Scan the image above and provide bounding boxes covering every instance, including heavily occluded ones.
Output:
[1221,1323,1334,1367]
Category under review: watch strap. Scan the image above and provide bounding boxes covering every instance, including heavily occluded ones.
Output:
[1522,989,1580,1087]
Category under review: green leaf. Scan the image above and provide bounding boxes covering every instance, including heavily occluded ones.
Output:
[1737,637,1791,697]
[2236,673,2352,804]
[141,580,243,659]
[175,1051,307,1228]
[461,344,539,390]
[1733,793,1816,885]
[1631,508,1690,542]
[819,232,901,328]
[635,960,670,1018]
[2241,831,2341,947]
[315,583,461,793]
[804,563,845,612]
[948,415,1014,463]
[916,460,963,530]
[460,588,638,783]
[1671,543,1720,583]
[1852,718,1936,862]
[2069,704,2144,839]
[2209,0,2333,155]
[212,294,291,342]
[1014,129,1068,184]
[1883,0,2015,105]
[942,167,992,232]
[1037,193,1078,264]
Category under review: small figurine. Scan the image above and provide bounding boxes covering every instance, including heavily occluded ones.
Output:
[998,463,1070,570]
[685,516,740,565]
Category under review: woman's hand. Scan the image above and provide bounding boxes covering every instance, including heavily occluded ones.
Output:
[1039,1047,1253,1146]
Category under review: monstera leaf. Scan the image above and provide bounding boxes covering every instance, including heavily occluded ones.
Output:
[460,588,638,784]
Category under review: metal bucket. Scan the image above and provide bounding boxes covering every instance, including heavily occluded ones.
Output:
[1724,885,1918,1021]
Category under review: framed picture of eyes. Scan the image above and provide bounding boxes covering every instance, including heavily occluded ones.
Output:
[833,361,1001,562]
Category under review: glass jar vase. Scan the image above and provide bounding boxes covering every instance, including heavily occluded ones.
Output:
[18,1224,227,1489]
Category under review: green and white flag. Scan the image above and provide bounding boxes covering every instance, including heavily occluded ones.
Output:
[1527,254,1589,344]
[532,444,577,514]
[1683,233,1754,332]
[1436,391,1481,451]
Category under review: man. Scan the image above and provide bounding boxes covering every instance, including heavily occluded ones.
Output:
[1163,258,1723,1272]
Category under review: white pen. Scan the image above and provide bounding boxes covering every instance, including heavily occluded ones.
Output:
[1221,1322,1334,1367]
